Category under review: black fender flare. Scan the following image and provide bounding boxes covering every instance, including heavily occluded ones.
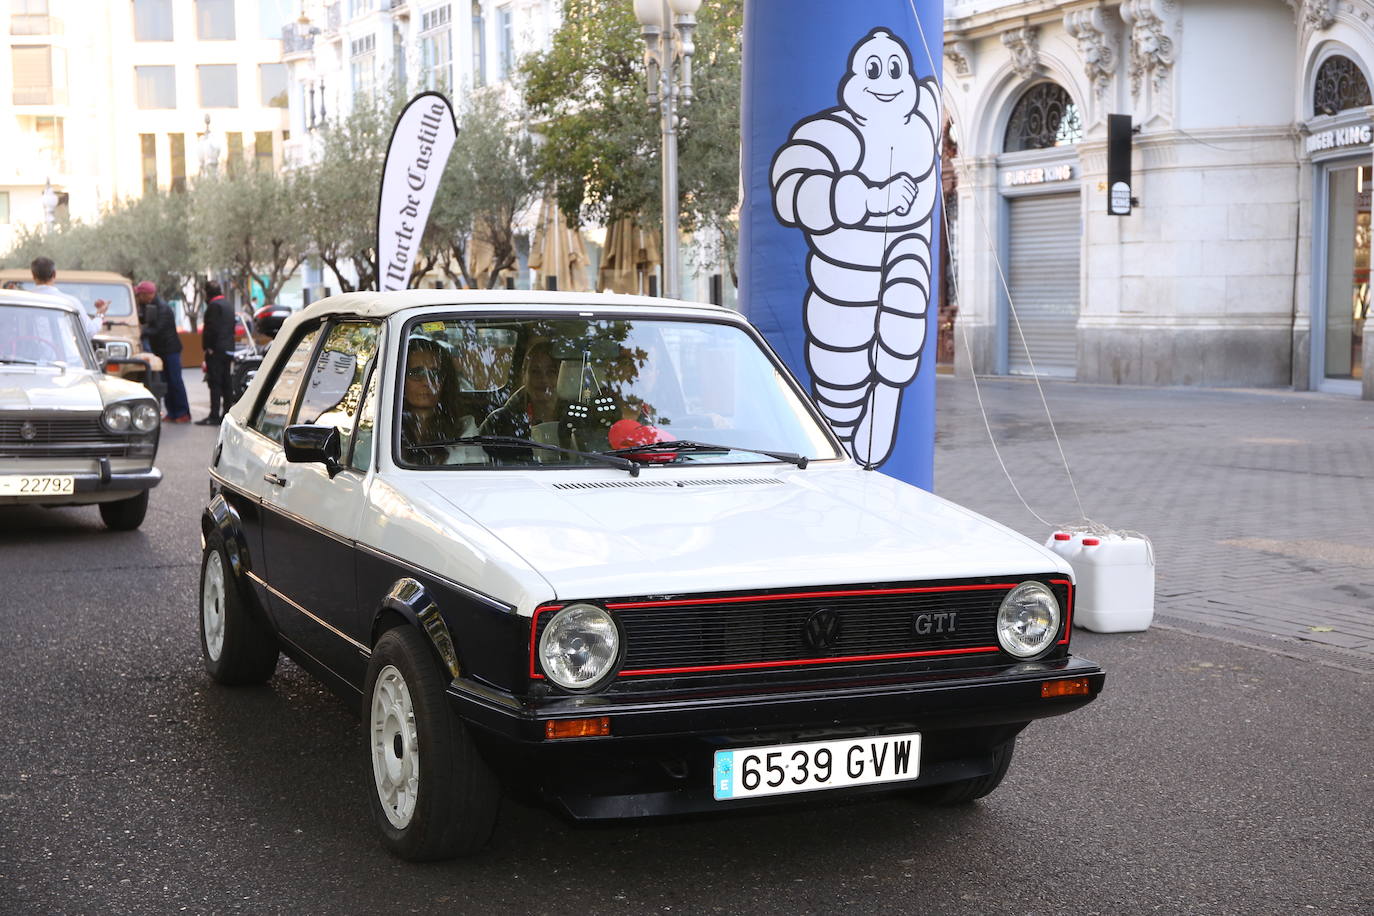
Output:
[374,578,462,680]
[200,493,269,623]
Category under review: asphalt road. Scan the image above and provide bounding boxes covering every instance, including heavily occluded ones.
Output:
[2,407,1372,915]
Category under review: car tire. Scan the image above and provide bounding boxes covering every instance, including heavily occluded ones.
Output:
[365,626,500,861]
[99,491,149,530]
[199,533,279,685]
[916,738,1016,805]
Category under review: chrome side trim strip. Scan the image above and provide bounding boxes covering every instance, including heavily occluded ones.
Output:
[246,570,371,656]
[355,542,513,612]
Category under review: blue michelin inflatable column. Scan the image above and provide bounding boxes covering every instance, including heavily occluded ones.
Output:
[739,0,943,490]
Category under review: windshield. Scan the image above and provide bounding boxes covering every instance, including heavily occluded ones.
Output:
[0,303,96,368]
[19,281,135,318]
[396,316,840,469]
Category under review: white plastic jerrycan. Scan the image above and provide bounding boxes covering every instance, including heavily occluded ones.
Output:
[1072,533,1155,633]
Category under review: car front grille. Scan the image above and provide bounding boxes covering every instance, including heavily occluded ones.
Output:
[0,416,153,459]
[533,577,1072,681]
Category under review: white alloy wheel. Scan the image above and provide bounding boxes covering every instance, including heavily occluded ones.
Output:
[371,664,420,829]
[201,550,227,662]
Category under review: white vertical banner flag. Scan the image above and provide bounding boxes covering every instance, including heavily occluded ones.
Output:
[376,91,459,291]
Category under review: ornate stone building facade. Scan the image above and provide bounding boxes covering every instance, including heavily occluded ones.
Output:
[944,0,1374,398]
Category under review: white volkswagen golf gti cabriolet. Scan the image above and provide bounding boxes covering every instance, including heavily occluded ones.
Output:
[199,290,1103,861]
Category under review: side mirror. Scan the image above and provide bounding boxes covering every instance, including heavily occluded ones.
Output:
[284,424,343,478]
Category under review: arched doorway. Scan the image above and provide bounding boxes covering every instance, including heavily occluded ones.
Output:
[999,81,1083,378]
[1310,53,1372,391]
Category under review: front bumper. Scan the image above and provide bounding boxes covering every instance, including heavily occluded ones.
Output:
[449,655,1105,819]
[0,464,162,506]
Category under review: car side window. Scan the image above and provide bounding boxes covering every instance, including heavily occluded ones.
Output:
[250,326,321,444]
[293,321,380,465]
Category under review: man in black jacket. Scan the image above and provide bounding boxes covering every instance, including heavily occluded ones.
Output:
[198,281,235,425]
[135,281,190,422]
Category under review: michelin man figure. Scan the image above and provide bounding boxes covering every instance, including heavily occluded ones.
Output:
[770,28,939,468]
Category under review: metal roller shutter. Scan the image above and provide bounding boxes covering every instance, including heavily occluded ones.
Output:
[1006,192,1081,377]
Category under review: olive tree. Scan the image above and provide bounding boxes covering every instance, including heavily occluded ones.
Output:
[189,166,305,307]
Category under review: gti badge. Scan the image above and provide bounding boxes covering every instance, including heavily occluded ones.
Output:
[914,612,957,636]
[20,421,37,441]
[801,608,842,650]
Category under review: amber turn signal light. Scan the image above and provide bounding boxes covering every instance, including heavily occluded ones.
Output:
[1041,677,1090,699]
[545,717,611,740]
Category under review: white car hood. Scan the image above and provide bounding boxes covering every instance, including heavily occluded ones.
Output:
[0,367,105,411]
[423,465,1067,601]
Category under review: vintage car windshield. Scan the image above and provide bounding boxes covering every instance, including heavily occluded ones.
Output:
[0,302,96,368]
[18,281,135,318]
[397,316,841,469]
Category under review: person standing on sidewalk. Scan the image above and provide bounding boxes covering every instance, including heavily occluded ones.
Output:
[197,281,234,426]
[135,281,190,423]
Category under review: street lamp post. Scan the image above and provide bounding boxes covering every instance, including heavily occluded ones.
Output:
[633,0,699,300]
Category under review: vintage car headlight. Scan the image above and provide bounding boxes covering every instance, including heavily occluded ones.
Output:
[996,581,1061,658]
[539,603,622,690]
[102,403,132,432]
[102,340,132,360]
[131,402,160,432]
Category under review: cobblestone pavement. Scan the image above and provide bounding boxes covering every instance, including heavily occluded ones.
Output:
[933,375,1374,673]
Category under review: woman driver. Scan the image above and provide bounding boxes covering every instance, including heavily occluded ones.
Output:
[400,337,471,465]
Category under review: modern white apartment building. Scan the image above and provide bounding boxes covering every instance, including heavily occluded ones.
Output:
[944,0,1374,397]
[280,0,559,166]
[0,0,295,252]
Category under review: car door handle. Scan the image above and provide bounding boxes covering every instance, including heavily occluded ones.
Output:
[264,473,287,488]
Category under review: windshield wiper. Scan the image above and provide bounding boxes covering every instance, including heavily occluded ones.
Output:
[0,357,40,366]
[605,439,809,469]
[416,435,640,476]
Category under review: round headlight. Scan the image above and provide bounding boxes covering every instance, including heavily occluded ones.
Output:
[539,603,621,690]
[996,581,1061,658]
[103,403,132,432]
[132,403,160,432]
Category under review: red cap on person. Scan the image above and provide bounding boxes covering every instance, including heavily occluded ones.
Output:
[134,281,156,296]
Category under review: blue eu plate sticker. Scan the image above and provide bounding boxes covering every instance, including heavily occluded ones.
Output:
[713,751,734,800]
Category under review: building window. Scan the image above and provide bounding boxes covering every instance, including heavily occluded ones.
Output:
[227,131,244,174]
[421,5,452,91]
[351,34,376,99]
[1313,55,1373,117]
[1003,82,1082,153]
[135,65,176,109]
[255,131,274,171]
[133,0,173,40]
[196,0,236,40]
[472,2,486,88]
[32,115,64,171]
[198,64,238,107]
[259,62,287,107]
[259,0,292,39]
[12,44,64,105]
[497,4,513,80]
[348,0,376,18]
[141,134,158,194]
[11,0,50,35]
[170,133,187,192]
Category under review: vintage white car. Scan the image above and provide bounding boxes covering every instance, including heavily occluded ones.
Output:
[0,290,162,529]
[199,290,1103,861]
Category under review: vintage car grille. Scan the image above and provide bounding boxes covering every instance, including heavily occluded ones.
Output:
[533,578,1072,680]
[0,416,152,459]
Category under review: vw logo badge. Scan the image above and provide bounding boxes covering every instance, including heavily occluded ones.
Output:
[801,608,841,651]
[20,421,38,441]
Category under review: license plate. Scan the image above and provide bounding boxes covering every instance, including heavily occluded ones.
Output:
[713,731,921,801]
[0,475,75,496]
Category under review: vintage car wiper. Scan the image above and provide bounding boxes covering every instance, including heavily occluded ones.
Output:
[419,435,640,476]
[606,439,809,469]
[0,357,41,366]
